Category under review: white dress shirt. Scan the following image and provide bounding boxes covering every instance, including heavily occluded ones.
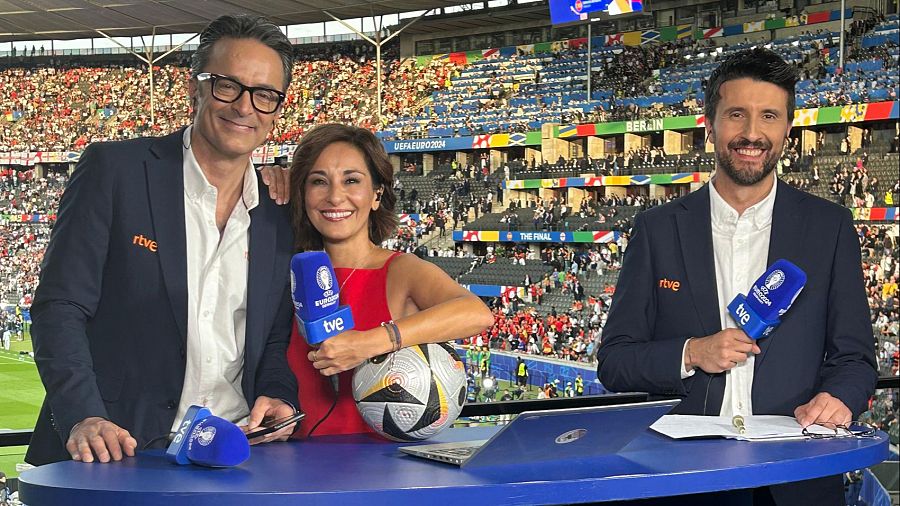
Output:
[680,174,777,418]
[172,126,258,430]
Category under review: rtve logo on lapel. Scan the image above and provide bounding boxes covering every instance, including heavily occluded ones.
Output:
[133,234,158,253]
[658,278,681,292]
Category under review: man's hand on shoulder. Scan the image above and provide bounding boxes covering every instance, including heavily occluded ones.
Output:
[684,329,761,374]
[794,392,852,428]
[258,165,291,205]
[66,416,137,463]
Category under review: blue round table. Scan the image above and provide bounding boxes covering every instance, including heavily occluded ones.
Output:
[18,427,890,505]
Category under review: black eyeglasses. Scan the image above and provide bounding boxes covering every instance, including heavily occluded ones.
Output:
[801,421,877,439]
[195,72,285,114]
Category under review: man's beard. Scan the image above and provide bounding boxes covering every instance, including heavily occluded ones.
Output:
[715,137,780,186]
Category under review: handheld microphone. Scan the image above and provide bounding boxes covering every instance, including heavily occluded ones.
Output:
[291,251,355,392]
[727,259,807,339]
[166,405,250,467]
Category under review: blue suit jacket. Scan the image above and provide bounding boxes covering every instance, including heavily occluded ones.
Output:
[26,129,297,465]
[596,180,877,418]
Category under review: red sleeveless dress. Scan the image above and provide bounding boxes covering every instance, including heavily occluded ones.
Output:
[287,252,402,437]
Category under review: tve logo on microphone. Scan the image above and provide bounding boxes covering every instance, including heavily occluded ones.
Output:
[322,316,347,334]
[727,259,807,339]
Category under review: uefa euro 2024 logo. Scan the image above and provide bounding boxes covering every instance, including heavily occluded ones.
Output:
[764,270,785,292]
[316,266,333,292]
[197,426,216,447]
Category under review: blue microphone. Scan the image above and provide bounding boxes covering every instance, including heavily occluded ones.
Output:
[291,251,355,391]
[727,259,807,339]
[166,405,250,467]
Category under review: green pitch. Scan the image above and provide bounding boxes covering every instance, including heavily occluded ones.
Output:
[0,336,42,478]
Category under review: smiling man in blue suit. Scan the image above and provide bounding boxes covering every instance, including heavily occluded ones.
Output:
[597,48,877,505]
[26,15,299,466]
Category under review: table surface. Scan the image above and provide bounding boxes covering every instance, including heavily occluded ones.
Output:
[19,426,890,506]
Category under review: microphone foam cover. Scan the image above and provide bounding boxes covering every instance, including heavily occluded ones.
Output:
[291,251,339,322]
[185,415,250,467]
[746,258,807,321]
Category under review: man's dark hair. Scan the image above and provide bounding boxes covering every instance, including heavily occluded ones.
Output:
[191,14,294,91]
[704,47,798,125]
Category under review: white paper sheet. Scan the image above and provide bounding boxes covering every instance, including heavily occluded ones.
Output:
[650,415,838,441]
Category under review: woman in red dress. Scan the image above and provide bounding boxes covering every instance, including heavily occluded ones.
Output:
[285,124,493,437]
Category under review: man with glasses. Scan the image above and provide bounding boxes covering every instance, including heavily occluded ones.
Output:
[26,14,299,466]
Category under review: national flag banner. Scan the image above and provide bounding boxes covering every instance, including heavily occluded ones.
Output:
[449,52,467,64]
[569,37,588,49]
[863,101,895,120]
[671,173,696,184]
[840,104,868,122]
[472,135,490,149]
[696,115,706,127]
[482,48,499,58]
[623,31,641,46]
[854,208,872,221]
[641,30,659,43]
[723,24,743,37]
[65,151,80,162]
[764,18,786,30]
[806,11,831,24]
[434,53,449,61]
[659,26,677,41]
[517,44,535,56]
[26,151,43,165]
[508,132,527,146]
[605,33,623,45]
[584,177,603,187]
[10,152,28,165]
[630,175,651,185]
[489,134,509,147]
[558,125,578,138]
[793,108,819,126]
[703,27,723,38]
[593,231,615,243]
[744,20,764,33]
[785,15,801,27]
[463,231,481,241]
[540,179,558,188]
[501,286,518,299]
[604,176,631,186]
[816,106,842,124]
[677,25,693,38]
[868,208,887,220]
[505,180,525,190]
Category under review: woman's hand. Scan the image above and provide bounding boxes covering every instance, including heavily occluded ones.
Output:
[307,328,391,375]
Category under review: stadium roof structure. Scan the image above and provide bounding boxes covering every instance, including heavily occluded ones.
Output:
[0,0,489,42]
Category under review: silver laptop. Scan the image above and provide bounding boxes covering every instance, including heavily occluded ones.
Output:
[399,399,679,468]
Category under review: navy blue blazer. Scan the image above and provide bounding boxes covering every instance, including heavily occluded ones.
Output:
[26,129,297,465]
[597,180,877,418]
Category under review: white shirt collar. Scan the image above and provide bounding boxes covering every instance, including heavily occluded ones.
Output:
[709,173,777,230]
[182,125,259,211]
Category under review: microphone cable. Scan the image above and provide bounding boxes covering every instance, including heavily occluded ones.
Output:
[306,381,339,438]
[143,432,174,450]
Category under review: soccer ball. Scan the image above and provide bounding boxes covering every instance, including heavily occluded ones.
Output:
[352,342,466,441]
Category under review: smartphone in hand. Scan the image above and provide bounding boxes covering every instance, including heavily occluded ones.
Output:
[245,412,305,440]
